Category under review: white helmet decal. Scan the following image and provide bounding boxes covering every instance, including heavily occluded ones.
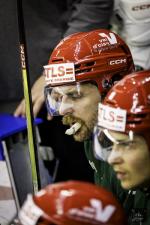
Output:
[99,32,117,45]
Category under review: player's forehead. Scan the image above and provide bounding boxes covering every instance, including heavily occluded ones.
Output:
[109,130,145,144]
[54,85,77,94]
[53,83,95,95]
[109,131,128,142]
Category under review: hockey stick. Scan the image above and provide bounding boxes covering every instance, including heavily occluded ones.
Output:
[16,0,41,193]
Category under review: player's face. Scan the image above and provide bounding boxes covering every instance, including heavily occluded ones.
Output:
[54,83,101,141]
[107,132,150,189]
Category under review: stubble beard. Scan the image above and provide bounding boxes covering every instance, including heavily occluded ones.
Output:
[62,110,98,142]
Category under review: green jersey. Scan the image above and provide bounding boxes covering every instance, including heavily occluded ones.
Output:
[84,139,150,225]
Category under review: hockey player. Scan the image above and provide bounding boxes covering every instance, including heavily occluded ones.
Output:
[94,70,150,224]
[43,28,134,202]
[9,180,127,225]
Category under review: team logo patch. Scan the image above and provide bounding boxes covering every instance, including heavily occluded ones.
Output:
[98,103,127,132]
[93,32,118,53]
[44,63,75,85]
[109,58,127,65]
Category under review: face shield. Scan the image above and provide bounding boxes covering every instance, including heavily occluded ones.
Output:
[44,82,84,116]
[44,62,82,116]
[93,102,134,161]
[93,126,135,161]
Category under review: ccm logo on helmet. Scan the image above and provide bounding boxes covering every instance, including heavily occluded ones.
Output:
[109,58,127,65]
[132,4,150,11]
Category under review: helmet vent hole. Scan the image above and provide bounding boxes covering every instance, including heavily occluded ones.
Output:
[127,120,141,125]
[136,113,147,118]
[75,64,81,69]
[105,100,115,105]
[75,62,94,74]
[127,113,147,124]
[52,58,64,63]
[85,62,94,67]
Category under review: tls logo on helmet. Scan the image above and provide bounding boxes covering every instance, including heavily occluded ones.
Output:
[99,32,117,45]
[109,58,127,65]
[98,103,127,132]
[44,63,75,85]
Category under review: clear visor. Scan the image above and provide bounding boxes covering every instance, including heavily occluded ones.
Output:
[93,126,134,161]
[44,85,63,116]
[44,82,93,116]
[44,83,82,116]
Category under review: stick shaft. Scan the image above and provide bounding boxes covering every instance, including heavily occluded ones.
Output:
[16,0,41,193]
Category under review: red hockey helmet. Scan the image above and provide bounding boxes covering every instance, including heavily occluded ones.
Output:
[44,29,134,95]
[14,181,127,225]
[103,70,150,133]
[95,70,150,156]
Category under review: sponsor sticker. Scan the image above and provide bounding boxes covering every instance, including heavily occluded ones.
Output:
[93,32,118,53]
[44,63,75,85]
[109,58,127,65]
[99,32,117,45]
[68,198,116,223]
[98,103,127,132]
